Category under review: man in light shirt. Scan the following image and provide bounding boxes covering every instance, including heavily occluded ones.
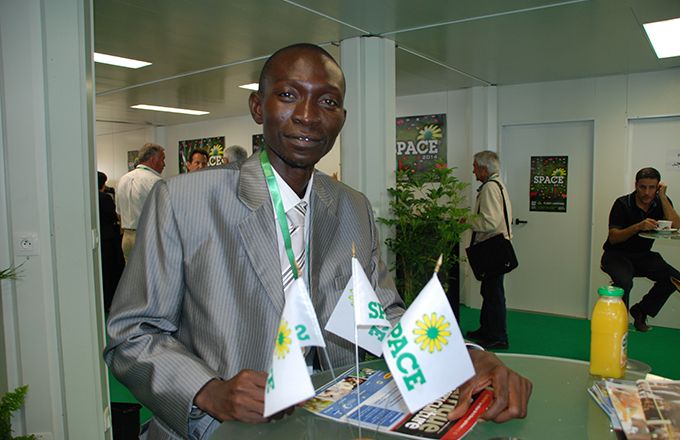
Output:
[116,143,165,261]
[466,151,513,350]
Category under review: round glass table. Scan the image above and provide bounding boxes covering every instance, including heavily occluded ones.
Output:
[210,353,649,440]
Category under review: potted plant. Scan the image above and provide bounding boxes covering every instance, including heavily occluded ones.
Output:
[378,162,472,307]
[0,264,35,440]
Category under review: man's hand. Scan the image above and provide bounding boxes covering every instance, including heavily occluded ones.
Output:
[193,370,293,423]
[448,350,532,423]
[658,181,668,199]
[637,218,658,232]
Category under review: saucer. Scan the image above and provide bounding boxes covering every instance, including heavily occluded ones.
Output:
[655,228,678,233]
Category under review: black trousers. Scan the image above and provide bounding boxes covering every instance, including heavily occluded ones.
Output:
[479,273,508,342]
[601,250,680,316]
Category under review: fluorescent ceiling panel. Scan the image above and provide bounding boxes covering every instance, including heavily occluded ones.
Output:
[643,17,680,59]
[238,83,259,91]
[94,52,152,68]
[131,104,209,115]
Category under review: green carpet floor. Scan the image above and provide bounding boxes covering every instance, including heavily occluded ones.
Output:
[109,305,680,425]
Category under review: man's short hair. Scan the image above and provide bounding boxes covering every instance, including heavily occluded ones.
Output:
[97,171,107,189]
[138,143,164,163]
[257,43,342,94]
[473,150,501,174]
[224,145,248,163]
[190,149,209,162]
[635,167,661,182]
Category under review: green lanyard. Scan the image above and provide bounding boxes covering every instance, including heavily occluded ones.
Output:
[260,150,302,280]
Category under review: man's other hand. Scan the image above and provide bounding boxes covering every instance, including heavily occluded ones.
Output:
[194,370,273,423]
[638,218,658,231]
[448,350,532,423]
[658,181,668,199]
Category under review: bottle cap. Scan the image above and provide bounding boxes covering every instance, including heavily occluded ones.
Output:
[598,286,624,297]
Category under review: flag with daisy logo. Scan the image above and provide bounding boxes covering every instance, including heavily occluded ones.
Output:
[325,256,391,356]
[263,278,322,417]
[382,273,474,412]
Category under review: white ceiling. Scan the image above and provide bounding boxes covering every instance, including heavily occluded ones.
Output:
[94,0,680,131]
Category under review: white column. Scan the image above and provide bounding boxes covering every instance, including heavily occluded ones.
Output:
[340,37,396,262]
[0,1,109,439]
[462,86,499,307]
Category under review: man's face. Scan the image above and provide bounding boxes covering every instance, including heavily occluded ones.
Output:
[249,48,346,172]
[635,177,659,206]
[473,161,488,183]
[187,152,208,172]
[149,150,166,174]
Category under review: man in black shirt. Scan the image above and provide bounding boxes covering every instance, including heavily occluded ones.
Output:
[602,167,680,332]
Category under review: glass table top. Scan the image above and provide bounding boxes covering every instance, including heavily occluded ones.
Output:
[210,353,649,440]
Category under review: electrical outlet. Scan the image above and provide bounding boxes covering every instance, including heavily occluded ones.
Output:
[14,232,39,256]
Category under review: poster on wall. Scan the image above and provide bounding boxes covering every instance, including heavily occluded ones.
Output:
[530,155,568,212]
[178,136,225,173]
[252,134,265,155]
[666,149,680,172]
[395,114,447,175]
[127,150,139,171]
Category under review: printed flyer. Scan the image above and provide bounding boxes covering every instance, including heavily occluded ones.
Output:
[395,114,447,175]
[529,155,568,212]
[303,367,491,439]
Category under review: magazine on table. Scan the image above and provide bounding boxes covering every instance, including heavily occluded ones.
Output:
[302,367,492,439]
[588,380,622,431]
[605,380,651,440]
[636,380,680,440]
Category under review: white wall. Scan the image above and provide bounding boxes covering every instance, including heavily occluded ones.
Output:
[96,125,156,187]
[498,68,680,328]
[1,1,109,438]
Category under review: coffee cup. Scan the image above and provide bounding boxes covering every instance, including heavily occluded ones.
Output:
[657,220,672,230]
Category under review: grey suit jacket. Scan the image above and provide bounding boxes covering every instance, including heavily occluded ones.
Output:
[104,154,404,439]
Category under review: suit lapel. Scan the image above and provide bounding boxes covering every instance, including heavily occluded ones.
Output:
[309,174,339,295]
[237,156,285,313]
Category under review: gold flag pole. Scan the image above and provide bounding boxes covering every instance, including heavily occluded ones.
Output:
[434,254,443,274]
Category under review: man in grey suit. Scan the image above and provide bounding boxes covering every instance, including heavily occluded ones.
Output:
[105,43,532,440]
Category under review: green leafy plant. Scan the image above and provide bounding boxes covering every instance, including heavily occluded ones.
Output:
[0,264,23,281]
[0,385,36,440]
[378,162,472,305]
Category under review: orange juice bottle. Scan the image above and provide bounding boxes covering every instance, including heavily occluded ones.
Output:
[590,286,628,378]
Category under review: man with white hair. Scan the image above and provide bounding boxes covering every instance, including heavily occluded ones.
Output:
[223,145,248,164]
[466,150,512,349]
[116,143,165,260]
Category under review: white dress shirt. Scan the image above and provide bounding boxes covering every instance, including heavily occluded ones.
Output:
[271,168,313,285]
[116,165,162,229]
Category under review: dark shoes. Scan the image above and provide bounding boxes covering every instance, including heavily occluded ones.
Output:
[465,329,487,341]
[672,277,680,293]
[630,303,650,332]
[480,339,510,350]
[466,328,509,350]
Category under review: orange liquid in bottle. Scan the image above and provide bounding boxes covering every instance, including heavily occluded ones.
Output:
[590,286,628,378]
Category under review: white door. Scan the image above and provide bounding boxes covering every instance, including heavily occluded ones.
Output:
[628,116,680,330]
[502,121,594,317]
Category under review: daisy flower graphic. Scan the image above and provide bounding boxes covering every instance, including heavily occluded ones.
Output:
[413,312,451,353]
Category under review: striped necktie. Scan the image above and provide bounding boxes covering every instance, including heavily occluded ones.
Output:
[282,201,307,291]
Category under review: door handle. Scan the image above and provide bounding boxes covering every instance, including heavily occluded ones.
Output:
[514,218,528,225]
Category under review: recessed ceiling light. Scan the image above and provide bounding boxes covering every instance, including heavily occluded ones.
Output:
[94,52,152,69]
[131,104,209,115]
[238,83,259,91]
[643,17,680,59]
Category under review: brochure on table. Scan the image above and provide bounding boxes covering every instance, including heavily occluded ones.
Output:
[303,367,492,440]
